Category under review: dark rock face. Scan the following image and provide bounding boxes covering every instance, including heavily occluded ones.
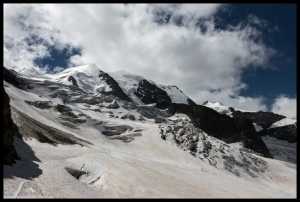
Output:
[134,79,172,104]
[3,86,20,165]
[258,124,297,143]
[231,109,286,129]
[165,103,272,158]
[187,98,197,105]
[232,117,272,158]
[99,70,132,102]
[3,66,31,90]
[68,76,78,87]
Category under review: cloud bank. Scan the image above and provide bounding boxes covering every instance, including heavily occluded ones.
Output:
[4,4,294,112]
[271,95,297,119]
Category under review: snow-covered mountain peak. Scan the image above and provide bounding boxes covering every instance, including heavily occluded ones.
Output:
[47,64,108,94]
[53,64,100,77]
[203,101,257,117]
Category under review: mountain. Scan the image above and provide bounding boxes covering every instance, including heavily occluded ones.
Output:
[203,101,297,164]
[43,64,196,106]
[3,65,296,198]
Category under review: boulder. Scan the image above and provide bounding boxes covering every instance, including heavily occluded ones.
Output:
[110,99,119,109]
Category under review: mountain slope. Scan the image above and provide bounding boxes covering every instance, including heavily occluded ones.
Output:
[203,101,297,164]
[3,66,296,198]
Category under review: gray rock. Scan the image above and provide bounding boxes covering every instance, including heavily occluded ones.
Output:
[110,99,119,109]
[120,114,135,120]
[139,109,154,119]
[104,95,115,103]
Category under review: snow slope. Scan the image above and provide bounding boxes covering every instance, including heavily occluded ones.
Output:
[46,64,112,94]
[268,118,297,129]
[262,136,297,164]
[159,85,190,104]
[3,78,296,198]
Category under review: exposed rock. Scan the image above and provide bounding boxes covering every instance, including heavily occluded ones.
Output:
[138,116,145,121]
[154,117,164,123]
[258,124,297,143]
[25,101,53,109]
[3,86,19,165]
[110,133,142,143]
[231,110,286,129]
[120,114,136,120]
[110,99,119,109]
[68,76,78,87]
[185,98,196,105]
[59,116,86,124]
[101,124,133,137]
[232,117,272,158]
[162,103,272,158]
[3,66,32,90]
[160,122,269,178]
[134,79,172,104]
[104,95,115,103]
[71,95,103,105]
[99,70,132,102]
[57,104,78,118]
[139,109,154,119]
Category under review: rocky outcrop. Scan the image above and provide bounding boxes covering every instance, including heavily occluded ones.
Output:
[120,114,135,120]
[187,98,197,105]
[57,104,78,118]
[99,70,132,102]
[258,124,297,143]
[68,76,78,87]
[109,99,119,109]
[159,118,269,178]
[101,125,133,136]
[3,86,19,165]
[134,79,172,104]
[232,117,271,158]
[158,102,272,158]
[230,109,286,129]
[25,101,53,109]
[3,66,32,90]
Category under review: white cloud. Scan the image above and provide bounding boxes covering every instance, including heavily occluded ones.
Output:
[271,95,297,119]
[4,4,280,111]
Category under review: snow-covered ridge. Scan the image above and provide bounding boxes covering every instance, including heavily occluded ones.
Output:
[268,118,297,129]
[15,63,194,105]
[109,69,192,105]
[47,64,111,94]
[159,85,190,104]
[203,101,258,117]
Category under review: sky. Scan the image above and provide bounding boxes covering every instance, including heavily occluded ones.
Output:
[3,4,297,119]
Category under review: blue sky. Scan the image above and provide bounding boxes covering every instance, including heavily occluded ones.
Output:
[3,4,297,118]
[218,4,296,110]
